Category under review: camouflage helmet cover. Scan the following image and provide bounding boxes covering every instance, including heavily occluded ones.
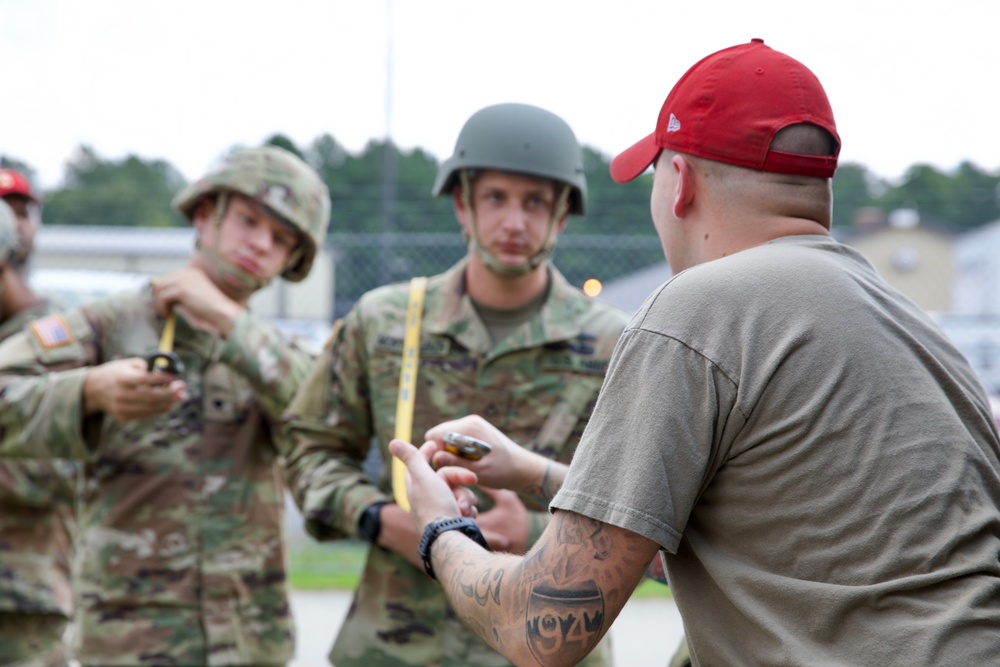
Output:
[0,199,19,266]
[432,103,588,215]
[172,145,331,282]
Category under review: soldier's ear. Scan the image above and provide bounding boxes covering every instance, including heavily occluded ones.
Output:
[191,198,217,232]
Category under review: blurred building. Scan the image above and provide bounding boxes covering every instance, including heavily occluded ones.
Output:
[843,208,955,313]
[952,218,1000,316]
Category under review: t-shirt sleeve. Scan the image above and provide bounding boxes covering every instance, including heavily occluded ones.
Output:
[550,325,740,553]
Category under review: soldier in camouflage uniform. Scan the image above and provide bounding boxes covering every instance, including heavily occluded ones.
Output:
[0,146,331,666]
[0,167,44,273]
[281,103,629,667]
[0,196,76,667]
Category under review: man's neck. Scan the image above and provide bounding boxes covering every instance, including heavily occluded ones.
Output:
[464,256,550,309]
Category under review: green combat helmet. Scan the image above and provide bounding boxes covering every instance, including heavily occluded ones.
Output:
[172,145,332,283]
[432,103,587,275]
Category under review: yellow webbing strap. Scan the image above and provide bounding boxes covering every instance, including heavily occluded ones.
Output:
[153,310,176,370]
[392,276,427,512]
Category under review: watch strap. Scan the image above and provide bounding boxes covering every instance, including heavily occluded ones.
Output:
[358,501,389,544]
[418,516,489,580]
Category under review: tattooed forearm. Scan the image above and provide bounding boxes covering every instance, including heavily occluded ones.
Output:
[430,511,657,667]
[458,566,504,606]
[525,581,605,665]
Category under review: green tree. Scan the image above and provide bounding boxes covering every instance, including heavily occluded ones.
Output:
[0,156,38,186]
[876,163,956,226]
[307,135,450,234]
[950,161,1000,227]
[867,162,1000,229]
[264,134,305,160]
[831,162,885,228]
[43,146,185,227]
[572,146,655,237]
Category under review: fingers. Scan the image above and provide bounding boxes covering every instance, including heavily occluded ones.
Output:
[424,414,491,444]
[430,450,468,471]
[418,440,441,463]
[151,275,182,316]
[130,371,177,389]
[113,382,186,420]
[389,438,425,469]
[454,486,479,518]
[102,358,186,421]
[152,268,209,313]
[390,439,478,526]
[437,465,478,488]
[418,442,480,517]
[392,439,476,486]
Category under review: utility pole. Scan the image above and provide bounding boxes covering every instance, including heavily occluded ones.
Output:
[379,0,398,287]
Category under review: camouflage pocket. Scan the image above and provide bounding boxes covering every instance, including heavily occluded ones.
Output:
[204,596,294,664]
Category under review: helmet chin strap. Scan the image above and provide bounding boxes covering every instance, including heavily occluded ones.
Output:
[194,192,273,296]
[459,170,570,278]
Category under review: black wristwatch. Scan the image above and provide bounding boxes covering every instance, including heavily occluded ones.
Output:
[417,516,489,580]
[357,501,389,545]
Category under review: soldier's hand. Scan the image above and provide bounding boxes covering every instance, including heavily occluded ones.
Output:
[388,439,476,540]
[474,487,530,554]
[152,267,242,338]
[83,358,186,421]
[425,415,557,498]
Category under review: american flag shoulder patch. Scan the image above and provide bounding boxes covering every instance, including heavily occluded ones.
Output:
[30,314,75,349]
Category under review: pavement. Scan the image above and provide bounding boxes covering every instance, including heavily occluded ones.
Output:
[289,589,684,667]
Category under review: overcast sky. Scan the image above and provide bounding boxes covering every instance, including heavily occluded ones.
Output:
[2,0,998,190]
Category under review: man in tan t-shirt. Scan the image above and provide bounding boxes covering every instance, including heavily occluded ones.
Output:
[390,39,1000,666]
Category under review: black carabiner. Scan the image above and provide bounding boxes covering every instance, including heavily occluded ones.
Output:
[146,351,185,375]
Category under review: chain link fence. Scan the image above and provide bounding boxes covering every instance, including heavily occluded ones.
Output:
[28,226,668,341]
[328,232,665,318]
[28,225,1000,398]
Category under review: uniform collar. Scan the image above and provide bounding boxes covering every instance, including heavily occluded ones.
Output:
[421,258,588,355]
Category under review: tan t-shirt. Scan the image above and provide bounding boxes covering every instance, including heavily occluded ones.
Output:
[554,235,1000,665]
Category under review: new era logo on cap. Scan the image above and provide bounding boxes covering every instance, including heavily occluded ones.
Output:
[666,114,681,134]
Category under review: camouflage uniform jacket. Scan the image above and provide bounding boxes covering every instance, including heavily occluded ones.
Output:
[282,259,629,667]
[0,285,314,666]
[0,298,77,618]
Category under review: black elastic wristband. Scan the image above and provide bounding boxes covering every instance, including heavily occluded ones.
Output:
[357,501,389,544]
[417,516,489,580]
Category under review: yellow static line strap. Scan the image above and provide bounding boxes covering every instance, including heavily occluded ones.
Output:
[392,277,427,512]
[153,310,176,371]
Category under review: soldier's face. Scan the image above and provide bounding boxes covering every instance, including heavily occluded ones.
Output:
[2,195,40,264]
[456,170,566,269]
[194,194,298,285]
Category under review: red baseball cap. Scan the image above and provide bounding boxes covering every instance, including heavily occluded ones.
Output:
[610,39,840,183]
[0,168,40,202]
